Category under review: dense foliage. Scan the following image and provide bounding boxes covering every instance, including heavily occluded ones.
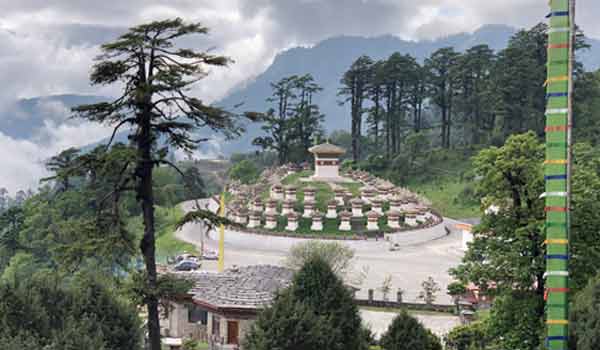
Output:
[379,311,442,350]
[570,274,600,350]
[338,24,595,162]
[284,241,355,277]
[0,273,141,350]
[253,74,325,164]
[245,257,370,350]
[445,321,488,350]
[451,133,600,349]
[228,159,260,184]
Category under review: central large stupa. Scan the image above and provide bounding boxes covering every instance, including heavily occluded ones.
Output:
[308,142,346,182]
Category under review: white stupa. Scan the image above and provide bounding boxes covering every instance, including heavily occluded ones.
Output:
[308,142,347,182]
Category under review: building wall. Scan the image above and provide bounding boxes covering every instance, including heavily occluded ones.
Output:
[207,311,255,350]
[314,157,340,179]
[165,301,208,340]
[461,229,473,251]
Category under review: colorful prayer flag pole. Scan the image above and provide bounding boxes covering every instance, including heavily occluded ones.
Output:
[545,1,574,349]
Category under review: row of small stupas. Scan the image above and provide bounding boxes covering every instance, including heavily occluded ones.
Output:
[226,166,438,233]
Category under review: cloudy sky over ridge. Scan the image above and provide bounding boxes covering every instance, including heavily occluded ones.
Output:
[0,0,598,193]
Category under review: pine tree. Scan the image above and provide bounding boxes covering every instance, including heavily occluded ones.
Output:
[425,47,459,149]
[453,45,496,145]
[380,311,442,350]
[253,74,324,164]
[72,18,250,350]
[245,257,369,350]
[340,55,373,161]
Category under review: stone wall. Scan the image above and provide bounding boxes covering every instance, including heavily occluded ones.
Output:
[165,302,208,341]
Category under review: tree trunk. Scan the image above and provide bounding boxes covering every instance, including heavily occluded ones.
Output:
[137,113,161,350]
[385,93,392,159]
[350,82,359,162]
[441,106,447,149]
[447,97,452,149]
[373,93,380,150]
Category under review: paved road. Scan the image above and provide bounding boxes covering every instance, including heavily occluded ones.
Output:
[360,309,460,339]
[177,199,466,305]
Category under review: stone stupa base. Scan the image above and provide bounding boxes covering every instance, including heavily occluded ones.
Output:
[300,175,355,183]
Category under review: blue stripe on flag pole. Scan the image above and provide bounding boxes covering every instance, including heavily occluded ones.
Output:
[547,336,568,341]
[546,11,569,18]
[545,175,567,181]
[547,92,568,98]
[546,255,569,260]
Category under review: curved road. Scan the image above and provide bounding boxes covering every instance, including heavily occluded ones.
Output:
[176,199,466,304]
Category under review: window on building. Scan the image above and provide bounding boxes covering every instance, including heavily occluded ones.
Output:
[212,315,221,337]
[186,303,208,325]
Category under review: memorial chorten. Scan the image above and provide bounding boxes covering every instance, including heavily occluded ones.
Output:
[308,142,346,182]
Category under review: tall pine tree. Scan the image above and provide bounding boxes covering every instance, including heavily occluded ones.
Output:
[73,19,251,350]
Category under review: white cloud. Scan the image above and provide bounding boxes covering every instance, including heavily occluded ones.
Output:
[0,133,48,195]
[0,120,113,195]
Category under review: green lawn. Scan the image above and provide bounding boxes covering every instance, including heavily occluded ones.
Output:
[128,205,199,264]
[340,181,362,196]
[155,206,199,261]
[280,170,335,211]
[249,170,426,237]
[408,178,480,219]
[162,341,208,350]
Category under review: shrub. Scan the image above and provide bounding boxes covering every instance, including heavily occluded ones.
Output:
[380,311,442,350]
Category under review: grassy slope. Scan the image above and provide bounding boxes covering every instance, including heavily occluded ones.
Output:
[155,206,199,260]
[409,179,480,219]
[403,150,481,219]
[282,170,334,211]
[128,205,198,264]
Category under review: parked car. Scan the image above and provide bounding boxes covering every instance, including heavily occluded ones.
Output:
[389,243,401,251]
[202,249,219,260]
[175,253,199,264]
[174,260,200,271]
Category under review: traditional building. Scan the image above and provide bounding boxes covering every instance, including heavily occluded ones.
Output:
[308,142,346,182]
[162,265,294,350]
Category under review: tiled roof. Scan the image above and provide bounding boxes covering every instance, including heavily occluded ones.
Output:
[308,143,346,155]
[186,265,294,310]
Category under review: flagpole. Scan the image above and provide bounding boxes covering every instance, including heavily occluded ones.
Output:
[544,1,573,348]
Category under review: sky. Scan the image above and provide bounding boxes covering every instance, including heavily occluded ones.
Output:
[0,0,598,194]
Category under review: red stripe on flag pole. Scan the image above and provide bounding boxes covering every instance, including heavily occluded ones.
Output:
[548,43,569,49]
[545,125,569,132]
[545,206,568,212]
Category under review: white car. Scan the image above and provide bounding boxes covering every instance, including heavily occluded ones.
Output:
[175,253,199,263]
[202,249,219,261]
[389,243,401,251]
